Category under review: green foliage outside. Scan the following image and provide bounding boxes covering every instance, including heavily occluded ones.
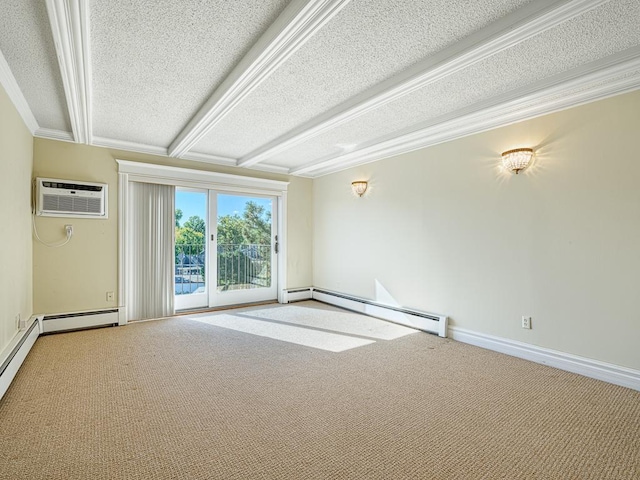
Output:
[216,201,271,246]
[174,201,272,288]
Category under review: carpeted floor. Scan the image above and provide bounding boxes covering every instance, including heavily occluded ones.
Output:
[0,301,638,479]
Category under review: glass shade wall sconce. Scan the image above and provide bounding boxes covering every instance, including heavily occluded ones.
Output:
[351,181,368,197]
[501,148,534,174]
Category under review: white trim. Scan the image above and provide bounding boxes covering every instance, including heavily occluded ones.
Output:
[118,172,128,326]
[168,0,352,158]
[92,136,169,156]
[312,288,447,337]
[116,160,289,192]
[179,151,238,167]
[0,48,39,134]
[246,163,291,175]
[45,0,92,144]
[277,192,288,303]
[449,327,640,392]
[34,128,74,142]
[239,0,607,167]
[92,143,290,175]
[0,316,42,401]
[293,47,640,176]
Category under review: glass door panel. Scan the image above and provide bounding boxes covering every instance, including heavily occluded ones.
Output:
[211,193,277,306]
[174,188,208,311]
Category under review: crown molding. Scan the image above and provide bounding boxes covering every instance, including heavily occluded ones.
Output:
[91,136,169,157]
[292,48,640,177]
[0,49,39,134]
[239,0,608,168]
[45,0,92,144]
[116,160,289,192]
[246,163,291,175]
[179,151,238,167]
[34,128,74,142]
[180,151,290,174]
[168,0,352,158]
[92,137,292,176]
[92,137,290,175]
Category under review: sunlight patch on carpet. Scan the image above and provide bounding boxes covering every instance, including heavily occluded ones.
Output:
[189,314,375,352]
[242,305,418,340]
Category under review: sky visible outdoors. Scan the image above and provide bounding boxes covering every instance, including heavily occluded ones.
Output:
[175,190,272,226]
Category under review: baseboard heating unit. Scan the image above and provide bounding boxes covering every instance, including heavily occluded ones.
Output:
[312,288,448,337]
[42,309,119,334]
[283,287,314,303]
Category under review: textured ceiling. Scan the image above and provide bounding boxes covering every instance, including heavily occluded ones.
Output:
[90,0,289,147]
[1,0,639,176]
[0,0,70,132]
[192,0,533,157]
[269,0,640,168]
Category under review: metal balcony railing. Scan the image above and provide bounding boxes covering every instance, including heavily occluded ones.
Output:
[175,243,271,295]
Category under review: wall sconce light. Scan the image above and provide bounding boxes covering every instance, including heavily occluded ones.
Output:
[501,148,534,174]
[351,181,368,197]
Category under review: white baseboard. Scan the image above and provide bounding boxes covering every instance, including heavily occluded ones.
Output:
[312,288,448,337]
[282,287,313,303]
[449,326,640,392]
[0,316,42,401]
[0,308,123,401]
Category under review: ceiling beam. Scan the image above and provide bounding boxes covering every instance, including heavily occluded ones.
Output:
[238,0,609,168]
[290,48,640,177]
[0,49,39,134]
[168,0,352,159]
[45,0,92,144]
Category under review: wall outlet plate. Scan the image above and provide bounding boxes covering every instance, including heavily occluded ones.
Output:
[106,291,114,302]
[522,316,532,329]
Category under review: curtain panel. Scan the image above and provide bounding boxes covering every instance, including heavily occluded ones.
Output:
[128,182,175,321]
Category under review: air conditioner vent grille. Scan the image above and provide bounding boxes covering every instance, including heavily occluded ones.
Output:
[43,195,103,214]
[36,177,108,219]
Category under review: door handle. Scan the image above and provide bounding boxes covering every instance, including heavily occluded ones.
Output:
[274,235,279,254]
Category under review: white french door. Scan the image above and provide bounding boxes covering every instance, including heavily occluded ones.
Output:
[210,192,278,307]
[174,188,278,311]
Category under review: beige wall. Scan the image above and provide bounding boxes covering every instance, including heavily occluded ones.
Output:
[313,90,640,370]
[33,140,312,315]
[0,85,33,353]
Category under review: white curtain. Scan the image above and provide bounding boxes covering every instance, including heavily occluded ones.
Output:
[128,182,175,321]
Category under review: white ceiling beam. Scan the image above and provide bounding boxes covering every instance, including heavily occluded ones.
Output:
[290,47,640,177]
[238,0,609,168]
[45,0,92,144]
[0,48,39,134]
[168,0,352,159]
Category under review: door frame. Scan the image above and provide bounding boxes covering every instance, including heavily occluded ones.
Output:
[117,160,289,325]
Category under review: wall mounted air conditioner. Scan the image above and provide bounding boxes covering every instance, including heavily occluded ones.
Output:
[36,177,108,219]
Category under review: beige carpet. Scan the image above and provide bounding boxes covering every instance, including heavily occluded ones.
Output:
[0,301,638,479]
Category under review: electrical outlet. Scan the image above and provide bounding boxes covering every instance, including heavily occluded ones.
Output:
[522,316,532,329]
[65,224,73,236]
[106,291,114,302]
